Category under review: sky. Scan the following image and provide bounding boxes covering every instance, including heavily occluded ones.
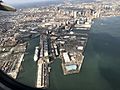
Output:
[3,0,55,4]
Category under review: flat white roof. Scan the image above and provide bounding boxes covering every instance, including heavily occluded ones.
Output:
[77,46,84,50]
[36,63,43,88]
[66,65,77,71]
[63,52,71,63]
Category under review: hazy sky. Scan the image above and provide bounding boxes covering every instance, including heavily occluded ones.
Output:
[3,0,55,4]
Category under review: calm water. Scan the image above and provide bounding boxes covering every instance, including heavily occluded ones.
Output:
[17,37,39,87]
[17,16,120,90]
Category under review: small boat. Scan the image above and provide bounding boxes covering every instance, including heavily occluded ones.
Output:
[33,46,40,62]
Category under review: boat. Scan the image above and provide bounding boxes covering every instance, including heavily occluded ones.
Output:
[48,67,51,73]
[33,46,40,62]
[74,24,91,30]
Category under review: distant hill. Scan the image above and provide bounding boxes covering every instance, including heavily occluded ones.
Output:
[12,1,63,9]
[69,0,96,3]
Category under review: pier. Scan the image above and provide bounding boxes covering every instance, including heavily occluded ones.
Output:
[36,59,49,88]
[0,43,27,79]
[36,34,50,88]
[7,53,25,79]
[61,52,84,75]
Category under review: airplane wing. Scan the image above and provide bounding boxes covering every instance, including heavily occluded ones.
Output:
[0,0,16,12]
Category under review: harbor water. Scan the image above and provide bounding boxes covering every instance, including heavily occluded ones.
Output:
[17,16,120,90]
[16,37,39,87]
